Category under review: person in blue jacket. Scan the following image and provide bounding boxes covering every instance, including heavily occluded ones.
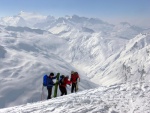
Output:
[47,72,56,99]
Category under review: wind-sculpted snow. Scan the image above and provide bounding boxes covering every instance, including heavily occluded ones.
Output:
[0,82,150,113]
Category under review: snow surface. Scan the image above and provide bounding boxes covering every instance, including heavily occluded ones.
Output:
[0,82,150,113]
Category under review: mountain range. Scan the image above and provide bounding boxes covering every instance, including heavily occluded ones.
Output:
[0,11,150,108]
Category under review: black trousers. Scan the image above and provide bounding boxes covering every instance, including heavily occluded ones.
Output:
[59,86,67,96]
[71,83,77,93]
[47,87,52,99]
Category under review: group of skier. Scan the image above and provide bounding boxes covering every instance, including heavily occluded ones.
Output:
[43,71,80,99]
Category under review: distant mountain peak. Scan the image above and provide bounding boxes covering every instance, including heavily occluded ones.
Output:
[119,22,131,26]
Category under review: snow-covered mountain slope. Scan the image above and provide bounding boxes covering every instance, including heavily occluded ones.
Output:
[0,26,98,108]
[57,29,128,74]
[91,33,150,86]
[111,22,143,39]
[0,82,150,113]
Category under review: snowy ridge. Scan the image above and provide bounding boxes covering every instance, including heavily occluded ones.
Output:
[0,82,150,113]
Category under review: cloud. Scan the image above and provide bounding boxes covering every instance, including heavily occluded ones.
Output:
[102,16,150,28]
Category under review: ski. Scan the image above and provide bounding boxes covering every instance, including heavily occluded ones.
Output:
[53,73,60,97]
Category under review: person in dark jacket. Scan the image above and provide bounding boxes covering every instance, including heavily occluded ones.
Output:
[47,72,56,99]
[59,75,71,96]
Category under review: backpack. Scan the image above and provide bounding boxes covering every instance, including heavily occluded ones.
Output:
[59,76,64,86]
[43,75,48,86]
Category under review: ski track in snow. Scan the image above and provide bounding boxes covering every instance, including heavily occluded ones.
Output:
[0,82,150,113]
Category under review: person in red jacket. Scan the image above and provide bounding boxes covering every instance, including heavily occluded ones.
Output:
[70,71,80,93]
[59,75,71,96]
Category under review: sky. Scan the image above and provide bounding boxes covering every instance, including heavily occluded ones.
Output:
[0,0,150,27]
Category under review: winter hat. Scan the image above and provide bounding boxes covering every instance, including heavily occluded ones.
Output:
[60,75,65,78]
[49,72,54,76]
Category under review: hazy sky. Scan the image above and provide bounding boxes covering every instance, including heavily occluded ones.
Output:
[0,0,150,27]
